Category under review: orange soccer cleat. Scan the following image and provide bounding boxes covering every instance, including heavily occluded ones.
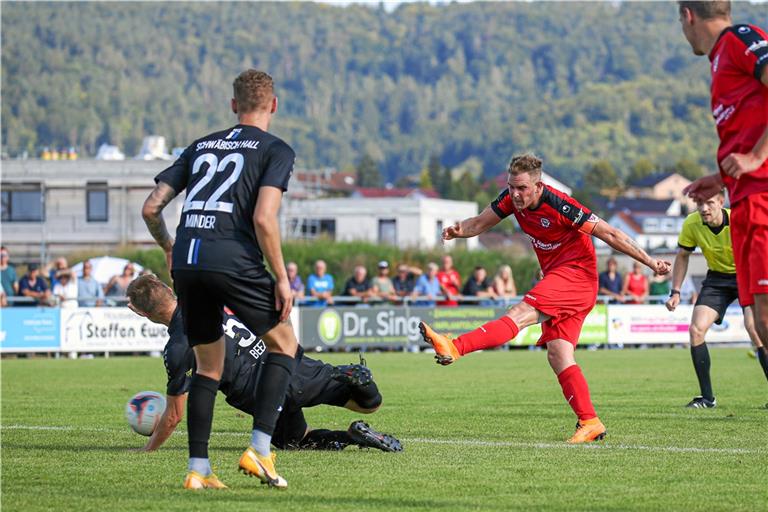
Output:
[419,322,461,365]
[567,417,607,444]
[238,447,288,489]
[183,471,228,490]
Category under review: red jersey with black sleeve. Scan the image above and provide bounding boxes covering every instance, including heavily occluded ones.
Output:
[709,24,768,204]
[490,185,600,279]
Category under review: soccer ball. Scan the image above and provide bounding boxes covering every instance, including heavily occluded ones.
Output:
[125,391,166,436]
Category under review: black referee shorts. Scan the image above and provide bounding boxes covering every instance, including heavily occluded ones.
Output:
[173,269,280,346]
[695,271,739,325]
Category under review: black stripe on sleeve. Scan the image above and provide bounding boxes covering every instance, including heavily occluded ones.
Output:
[678,243,695,252]
[731,25,768,80]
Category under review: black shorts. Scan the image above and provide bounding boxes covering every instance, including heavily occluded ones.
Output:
[695,271,739,325]
[173,269,280,346]
[269,359,352,449]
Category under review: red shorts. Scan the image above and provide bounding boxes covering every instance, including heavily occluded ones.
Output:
[522,266,598,346]
[731,191,768,307]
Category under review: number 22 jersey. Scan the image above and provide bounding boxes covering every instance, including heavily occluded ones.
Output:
[155,125,295,277]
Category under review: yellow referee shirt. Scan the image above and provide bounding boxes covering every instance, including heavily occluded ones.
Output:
[677,209,735,274]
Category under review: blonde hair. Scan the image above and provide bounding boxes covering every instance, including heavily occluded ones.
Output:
[233,70,274,114]
[508,152,543,180]
[494,265,516,294]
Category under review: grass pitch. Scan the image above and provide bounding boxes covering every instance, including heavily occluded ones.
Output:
[2,348,767,511]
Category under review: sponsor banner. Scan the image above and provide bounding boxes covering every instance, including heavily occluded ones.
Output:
[302,305,505,348]
[60,308,168,352]
[607,305,750,344]
[0,307,61,352]
[515,304,608,345]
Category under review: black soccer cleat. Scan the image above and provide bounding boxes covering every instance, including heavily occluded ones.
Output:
[685,396,717,409]
[347,420,403,452]
[332,363,373,387]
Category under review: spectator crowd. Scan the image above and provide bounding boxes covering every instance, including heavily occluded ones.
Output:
[0,246,700,309]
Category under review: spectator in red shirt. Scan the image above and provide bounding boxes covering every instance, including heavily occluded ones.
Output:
[622,262,649,304]
[436,255,461,306]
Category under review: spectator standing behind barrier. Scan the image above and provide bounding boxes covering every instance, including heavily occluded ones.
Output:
[78,260,105,307]
[462,266,496,299]
[371,261,397,302]
[48,257,69,288]
[286,262,305,300]
[622,262,648,304]
[414,262,442,305]
[649,271,671,303]
[343,265,374,303]
[53,269,78,308]
[493,264,517,299]
[307,259,334,305]
[392,264,421,300]
[105,263,136,297]
[436,255,461,306]
[18,263,52,306]
[1,247,18,303]
[598,257,624,303]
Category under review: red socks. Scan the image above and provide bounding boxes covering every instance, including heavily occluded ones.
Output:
[557,365,596,421]
[454,316,519,355]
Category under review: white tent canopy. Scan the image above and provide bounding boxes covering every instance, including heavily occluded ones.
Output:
[71,256,144,285]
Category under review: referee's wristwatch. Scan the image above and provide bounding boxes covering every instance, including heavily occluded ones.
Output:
[669,289,680,297]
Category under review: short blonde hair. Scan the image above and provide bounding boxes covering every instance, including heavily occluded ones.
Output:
[508,152,543,180]
[233,70,274,114]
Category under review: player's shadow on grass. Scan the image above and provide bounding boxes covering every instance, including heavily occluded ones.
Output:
[223,493,454,509]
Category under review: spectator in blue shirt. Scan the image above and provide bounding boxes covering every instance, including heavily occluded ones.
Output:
[18,263,52,306]
[598,257,624,303]
[307,259,335,305]
[78,260,105,307]
[413,262,442,305]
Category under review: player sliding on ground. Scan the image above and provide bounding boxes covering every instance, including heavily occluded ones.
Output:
[126,274,402,454]
[665,190,768,408]
[419,153,671,443]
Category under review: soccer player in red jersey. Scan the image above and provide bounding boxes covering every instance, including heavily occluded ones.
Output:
[679,1,768,369]
[419,154,671,443]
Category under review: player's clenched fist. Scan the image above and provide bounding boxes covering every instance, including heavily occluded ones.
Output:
[665,293,680,312]
[648,259,672,276]
[442,222,463,241]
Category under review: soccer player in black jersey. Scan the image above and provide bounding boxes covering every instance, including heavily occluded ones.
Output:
[142,70,299,489]
[126,275,402,454]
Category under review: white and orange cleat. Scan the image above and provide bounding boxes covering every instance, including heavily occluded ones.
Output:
[419,321,461,365]
[183,471,228,490]
[567,417,607,444]
[238,447,288,489]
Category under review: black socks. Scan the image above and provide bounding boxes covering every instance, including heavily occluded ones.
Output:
[187,373,220,458]
[690,343,714,401]
[252,352,295,435]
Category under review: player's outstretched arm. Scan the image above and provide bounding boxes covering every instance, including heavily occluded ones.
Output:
[142,182,178,270]
[253,186,293,321]
[443,206,502,241]
[141,393,187,452]
[665,250,691,312]
[591,220,671,275]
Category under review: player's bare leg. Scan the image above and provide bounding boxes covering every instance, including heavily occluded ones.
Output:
[546,339,606,443]
[744,303,768,404]
[238,321,297,489]
[686,306,719,408]
[185,337,227,489]
[419,302,539,365]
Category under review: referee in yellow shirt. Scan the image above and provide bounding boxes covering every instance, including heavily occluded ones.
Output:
[666,190,768,408]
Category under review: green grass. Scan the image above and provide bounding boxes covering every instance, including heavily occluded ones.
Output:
[2,349,767,511]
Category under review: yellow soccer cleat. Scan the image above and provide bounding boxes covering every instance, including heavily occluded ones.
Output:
[419,321,461,365]
[183,471,228,490]
[567,417,607,444]
[238,447,288,489]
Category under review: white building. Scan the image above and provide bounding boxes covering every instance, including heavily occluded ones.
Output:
[283,195,479,249]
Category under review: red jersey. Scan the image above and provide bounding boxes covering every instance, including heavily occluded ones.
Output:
[436,269,460,306]
[709,24,768,204]
[491,185,599,279]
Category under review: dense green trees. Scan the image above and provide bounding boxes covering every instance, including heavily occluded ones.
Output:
[2,2,765,186]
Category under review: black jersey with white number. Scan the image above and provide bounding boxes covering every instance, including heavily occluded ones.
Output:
[155,125,295,277]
